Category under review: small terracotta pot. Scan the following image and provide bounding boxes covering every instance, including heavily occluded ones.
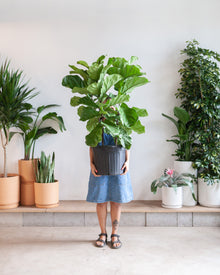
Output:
[34,180,59,208]
[19,159,37,206]
[0,174,20,209]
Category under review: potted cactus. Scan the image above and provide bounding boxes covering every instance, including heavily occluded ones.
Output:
[34,151,59,208]
[0,59,36,209]
[162,107,197,206]
[62,55,149,175]
[151,169,196,208]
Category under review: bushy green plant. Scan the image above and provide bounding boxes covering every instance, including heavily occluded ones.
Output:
[151,169,196,201]
[0,60,36,177]
[162,107,194,161]
[35,151,55,183]
[176,40,220,184]
[12,104,66,160]
[62,55,149,149]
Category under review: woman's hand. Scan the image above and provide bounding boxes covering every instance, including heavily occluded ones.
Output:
[121,161,129,175]
[91,162,101,177]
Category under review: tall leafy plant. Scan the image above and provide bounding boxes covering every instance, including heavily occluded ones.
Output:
[176,40,220,184]
[62,55,149,149]
[0,60,36,177]
[162,107,194,161]
[12,104,66,160]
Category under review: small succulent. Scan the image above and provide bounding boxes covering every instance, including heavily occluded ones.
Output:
[35,151,55,183]
[151,168,197,201]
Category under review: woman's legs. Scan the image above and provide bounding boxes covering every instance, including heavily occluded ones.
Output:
[96,202,108,246]
[110,201,122,248]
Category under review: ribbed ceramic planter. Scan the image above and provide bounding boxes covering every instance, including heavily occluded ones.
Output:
[174,161,197,206]
[34,180,59,208]
[198,178,220,207]
[92,146,126,175]
[162,186,183,208]
[0,174,20,209]
[18,159,37,206]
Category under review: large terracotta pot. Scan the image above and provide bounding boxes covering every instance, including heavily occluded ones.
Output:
[0,174,20,209]
[19,159,37,206]
[198,178,220,207]
[34,180,59,208]
[162,186,183,208]
[174,161,197,206]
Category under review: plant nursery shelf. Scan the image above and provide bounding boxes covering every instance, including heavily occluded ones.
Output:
[0,200,220,213]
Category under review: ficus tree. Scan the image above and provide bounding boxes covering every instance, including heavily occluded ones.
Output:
[176,40,220,184]
[62,55,149,149]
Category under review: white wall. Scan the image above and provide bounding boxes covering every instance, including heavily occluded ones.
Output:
[0,0,220,200]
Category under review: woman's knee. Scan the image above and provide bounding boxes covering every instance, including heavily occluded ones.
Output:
[97,202,108,208]
[110,201,121,207]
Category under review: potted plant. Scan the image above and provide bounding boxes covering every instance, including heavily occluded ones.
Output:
[13,104,66,206]
[176,40,220,207]
[162,107,197,206]
[62,55,149,175]
[0,60,36,209]
[34,151,59,208]
[151,169,196,208]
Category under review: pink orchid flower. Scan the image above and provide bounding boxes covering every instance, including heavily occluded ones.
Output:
[166,169,174,177]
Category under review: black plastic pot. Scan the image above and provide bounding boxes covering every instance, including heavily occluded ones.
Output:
[92,145,126,175]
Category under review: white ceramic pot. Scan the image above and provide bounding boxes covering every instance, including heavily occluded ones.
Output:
[174,161,197,206]
[162,186,183,208]
[198,178,220,207]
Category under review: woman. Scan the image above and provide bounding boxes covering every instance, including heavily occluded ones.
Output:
[86,133,133,249]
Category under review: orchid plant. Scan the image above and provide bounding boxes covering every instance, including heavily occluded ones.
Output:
[151,169,197,201]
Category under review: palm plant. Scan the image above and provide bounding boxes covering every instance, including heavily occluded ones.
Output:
[0,60,36,177]
[12,104,66,160]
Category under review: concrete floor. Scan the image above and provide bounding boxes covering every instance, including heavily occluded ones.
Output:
[0,227,219,275]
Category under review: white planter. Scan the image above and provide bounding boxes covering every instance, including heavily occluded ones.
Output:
[162,186,183,208]
[174,161,197,206]
[198,178,220,207]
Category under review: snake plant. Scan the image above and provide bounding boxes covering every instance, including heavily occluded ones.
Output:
[35,151,55,183]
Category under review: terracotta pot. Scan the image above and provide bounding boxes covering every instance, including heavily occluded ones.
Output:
[19,159,37,206]
[0,174,20,209]
[34,180,59,208]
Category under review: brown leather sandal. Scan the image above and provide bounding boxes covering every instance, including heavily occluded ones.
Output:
[95,233,107,247]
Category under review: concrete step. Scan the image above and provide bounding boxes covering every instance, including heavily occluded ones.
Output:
[0,200,220,227]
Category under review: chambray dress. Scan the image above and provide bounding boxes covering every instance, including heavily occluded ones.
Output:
[86,134,133,203]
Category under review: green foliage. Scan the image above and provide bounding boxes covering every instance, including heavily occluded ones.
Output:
[11,104,66,160]
[62,55,149,149]
[0,59,37,177]
[151,169,196,201]
[175,40,220,183]
[35,151,55,183]
[162,107,194,161]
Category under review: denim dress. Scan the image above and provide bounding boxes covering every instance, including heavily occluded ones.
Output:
[86,134,133,203]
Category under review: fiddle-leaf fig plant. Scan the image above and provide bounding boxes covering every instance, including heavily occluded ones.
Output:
[62,55,149,149]
[0,59,36,177]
